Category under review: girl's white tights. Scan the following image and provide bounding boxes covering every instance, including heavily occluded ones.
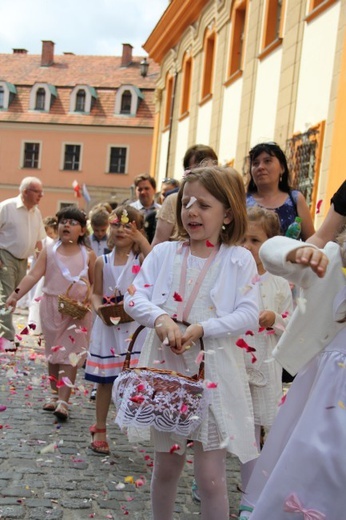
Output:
[240,424,261,491]
[151,443,229,520]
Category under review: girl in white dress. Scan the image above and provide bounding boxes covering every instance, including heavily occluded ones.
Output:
[85,206,151,454]
[239,233,346,520]
[240,207,293,494]
[121,166,259,520]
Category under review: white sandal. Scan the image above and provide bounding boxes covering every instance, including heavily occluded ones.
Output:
[53,400,69,420]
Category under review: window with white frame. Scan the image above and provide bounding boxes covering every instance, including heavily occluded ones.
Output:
[29,83,57,111]
[0,81,17,109]
[115,85,143,116]
[22,142,41,169]
[108,146,127,174]
[63,144,81,171]
[70,85,97,114]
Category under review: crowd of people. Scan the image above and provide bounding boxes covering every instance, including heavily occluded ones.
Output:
[0,146,344,519]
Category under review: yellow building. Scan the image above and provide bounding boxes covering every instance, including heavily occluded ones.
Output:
[145,0,345,226]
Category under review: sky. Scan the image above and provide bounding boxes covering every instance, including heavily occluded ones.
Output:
[0,0,169,57]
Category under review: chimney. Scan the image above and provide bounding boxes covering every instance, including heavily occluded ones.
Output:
[121,43,133,67]
[41,40,55,67]
[13,49,28,54]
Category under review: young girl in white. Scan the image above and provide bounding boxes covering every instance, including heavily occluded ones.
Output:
[6,207,96,420]
[239,233,346,519]
[121,166,259,520]
[240,207,293,502]
[85,206,151,454]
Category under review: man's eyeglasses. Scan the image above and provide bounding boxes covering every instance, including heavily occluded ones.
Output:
[27,188,44,195]
[59,218,81,226]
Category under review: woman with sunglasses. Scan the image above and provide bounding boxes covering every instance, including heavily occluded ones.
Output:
[246,142,315,242]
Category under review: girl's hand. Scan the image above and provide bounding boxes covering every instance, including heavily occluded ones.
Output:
[180,324,204,354]
[154,314,182,353]
[5,295,17,312]
[287,247,329,278]
[259,310,275,328]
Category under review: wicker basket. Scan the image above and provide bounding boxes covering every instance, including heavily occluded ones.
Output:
[58,278,91,320]
[113,320,209,436]
[98,301,134,326]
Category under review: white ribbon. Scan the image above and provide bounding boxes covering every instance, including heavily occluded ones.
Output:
[53,240,88,284]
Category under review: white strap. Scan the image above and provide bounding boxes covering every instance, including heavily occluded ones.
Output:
[53,240,88,283]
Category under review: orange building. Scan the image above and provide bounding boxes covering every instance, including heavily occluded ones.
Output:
[0,41,159,217]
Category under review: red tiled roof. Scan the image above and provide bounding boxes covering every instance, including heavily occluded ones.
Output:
[0,53,159,127]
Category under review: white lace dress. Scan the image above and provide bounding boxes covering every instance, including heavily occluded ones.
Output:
[119,250,257,464]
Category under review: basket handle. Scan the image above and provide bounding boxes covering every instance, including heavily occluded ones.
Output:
[65,277,91,305]
[123,318,205,380]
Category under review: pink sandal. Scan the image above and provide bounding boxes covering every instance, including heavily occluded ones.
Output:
[90,426,110,455]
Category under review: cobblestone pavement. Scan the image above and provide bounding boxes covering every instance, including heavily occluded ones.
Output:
[0,310,242,520]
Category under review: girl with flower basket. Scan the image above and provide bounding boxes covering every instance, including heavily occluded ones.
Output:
[119,166,259,520]
[6,206,96,420]
[85,205,151,454]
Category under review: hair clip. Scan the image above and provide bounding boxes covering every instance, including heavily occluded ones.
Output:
[121,209,129,224]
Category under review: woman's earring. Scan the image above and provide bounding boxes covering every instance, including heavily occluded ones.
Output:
[222,225,226,230]
[280,173,283,182]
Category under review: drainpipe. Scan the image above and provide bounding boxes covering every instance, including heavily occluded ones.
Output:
[165,71,178,178]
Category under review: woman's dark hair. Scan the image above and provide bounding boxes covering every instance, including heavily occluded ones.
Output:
[183,144,218,170]
[247,142,291,194]
[56,206,88,244]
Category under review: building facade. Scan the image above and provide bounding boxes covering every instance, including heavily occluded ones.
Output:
[145,0,345,226]
[0,41,159,216]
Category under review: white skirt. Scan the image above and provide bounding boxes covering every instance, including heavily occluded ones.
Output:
[243,326,346,520]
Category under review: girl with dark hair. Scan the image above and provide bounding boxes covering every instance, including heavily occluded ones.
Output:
[246,142,315,241]
[6,206,96,420]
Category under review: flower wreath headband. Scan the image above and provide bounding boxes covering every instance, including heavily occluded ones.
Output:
[109,209,130,225]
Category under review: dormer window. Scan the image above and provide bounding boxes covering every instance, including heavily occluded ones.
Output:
[76,89,86,112]
[35,88,46,110]
[70,85,97,114]
[0,81,17,110]
[121,90,132,114]
[115,85,144,116]
[29,83,57,112]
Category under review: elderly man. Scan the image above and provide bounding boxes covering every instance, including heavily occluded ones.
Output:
[130,174,161,243]
[0,177,45,351]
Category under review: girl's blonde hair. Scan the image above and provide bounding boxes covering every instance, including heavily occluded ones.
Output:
[247,206,281,239]
[176,166,247,246]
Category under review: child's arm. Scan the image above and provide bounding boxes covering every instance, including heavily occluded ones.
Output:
[87,250,97,285]
[259,279,293,335]
[286,246,329,278]
[91,256,104,313]
[6,248,47,310]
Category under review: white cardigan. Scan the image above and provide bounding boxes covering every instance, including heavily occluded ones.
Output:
[259,236,345,375]
[124,241,259,338]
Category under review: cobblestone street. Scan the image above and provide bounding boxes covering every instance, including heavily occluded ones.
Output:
[0,310,242,519]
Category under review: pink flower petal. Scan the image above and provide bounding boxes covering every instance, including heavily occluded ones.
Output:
[173,292,183,302]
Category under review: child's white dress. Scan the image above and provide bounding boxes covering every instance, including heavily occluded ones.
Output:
[242,237,346,519]
[120,241,260,464]
[245,272,293,427]
[85,250,144,384]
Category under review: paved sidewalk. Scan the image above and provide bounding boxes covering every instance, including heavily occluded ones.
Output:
[0,310,242,520]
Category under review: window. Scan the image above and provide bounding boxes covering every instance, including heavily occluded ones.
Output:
[180,54,192,116]
[164,74,174,128]
[59,201,77,210]
[75,89,86,112]
[306,0,338,21]
[109,147,127,174]
[63,145,81,171]
[228,0,248,78]
[201,29,216,100]
[35,88,46,110]
[69,85,97,114]
[115,85,144,116]
[0,81,17,109]
[260,0,284,56]
[121,90,132,114]
[23,142,40,169]
[285,122,325,213]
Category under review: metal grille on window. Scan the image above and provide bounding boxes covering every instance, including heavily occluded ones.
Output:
[285,128,319,207]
